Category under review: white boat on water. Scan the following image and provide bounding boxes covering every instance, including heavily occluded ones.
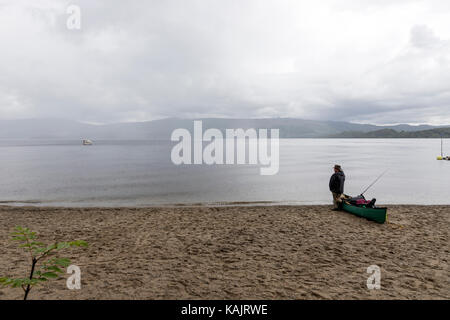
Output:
[82,139,93,145]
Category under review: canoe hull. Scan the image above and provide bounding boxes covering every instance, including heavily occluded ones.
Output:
[342,202,387,224]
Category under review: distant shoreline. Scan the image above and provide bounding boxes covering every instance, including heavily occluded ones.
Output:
[1,137,449,141]
[2,202,450,208]
[1,118,449,139]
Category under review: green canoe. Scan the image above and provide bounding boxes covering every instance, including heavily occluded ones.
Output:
[342,202,387,224]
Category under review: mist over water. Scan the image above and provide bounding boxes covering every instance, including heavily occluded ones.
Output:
[0,139,448,206]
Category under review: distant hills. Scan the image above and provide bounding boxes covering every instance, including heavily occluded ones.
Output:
[332,127,450,138]
[0,118,448,139]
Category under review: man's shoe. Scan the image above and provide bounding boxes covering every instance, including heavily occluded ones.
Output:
[331,208,340,211]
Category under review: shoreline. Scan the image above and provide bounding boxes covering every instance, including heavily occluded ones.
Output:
[2,201,450,208]
[1,205,448,300]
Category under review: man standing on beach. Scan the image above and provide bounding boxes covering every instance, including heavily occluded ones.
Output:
[329,164,345,211]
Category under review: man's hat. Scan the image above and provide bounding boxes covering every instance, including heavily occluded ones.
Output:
[334,164,342,171]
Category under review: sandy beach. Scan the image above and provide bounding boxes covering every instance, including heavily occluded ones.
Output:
[0,205,448,300]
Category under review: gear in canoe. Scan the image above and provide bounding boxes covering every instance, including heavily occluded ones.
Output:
[340,194,387,224]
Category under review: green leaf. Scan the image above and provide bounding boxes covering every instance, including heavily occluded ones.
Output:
[53,258,71,267]
[56,242,70,250]
[33,247,47,254]
[46,243,57,251]
[41,272,58,279]
[80,241,88,247]
[12,279,25,288]
[12,236,27,241]
[30,241,45,247]
[45,266,63,273]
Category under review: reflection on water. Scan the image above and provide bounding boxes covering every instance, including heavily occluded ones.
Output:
[0,139,448,206]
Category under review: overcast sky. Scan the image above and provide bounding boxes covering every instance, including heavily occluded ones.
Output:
[0,0,449,125]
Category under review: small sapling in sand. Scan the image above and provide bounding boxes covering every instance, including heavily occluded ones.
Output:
[0,226,88,300]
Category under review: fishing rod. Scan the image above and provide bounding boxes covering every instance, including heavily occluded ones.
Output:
[360,169,389,196]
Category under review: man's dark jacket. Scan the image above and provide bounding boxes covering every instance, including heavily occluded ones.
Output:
[329,171,345,194]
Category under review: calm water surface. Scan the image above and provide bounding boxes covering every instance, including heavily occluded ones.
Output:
[0,139,448,206]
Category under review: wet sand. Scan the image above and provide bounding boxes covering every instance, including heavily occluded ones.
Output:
[0,205,448,300]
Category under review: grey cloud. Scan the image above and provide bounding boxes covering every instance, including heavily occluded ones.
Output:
[410,25,441,49]
[0,0,449,124]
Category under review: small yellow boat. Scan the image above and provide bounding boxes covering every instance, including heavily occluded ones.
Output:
[437,135,448,160]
